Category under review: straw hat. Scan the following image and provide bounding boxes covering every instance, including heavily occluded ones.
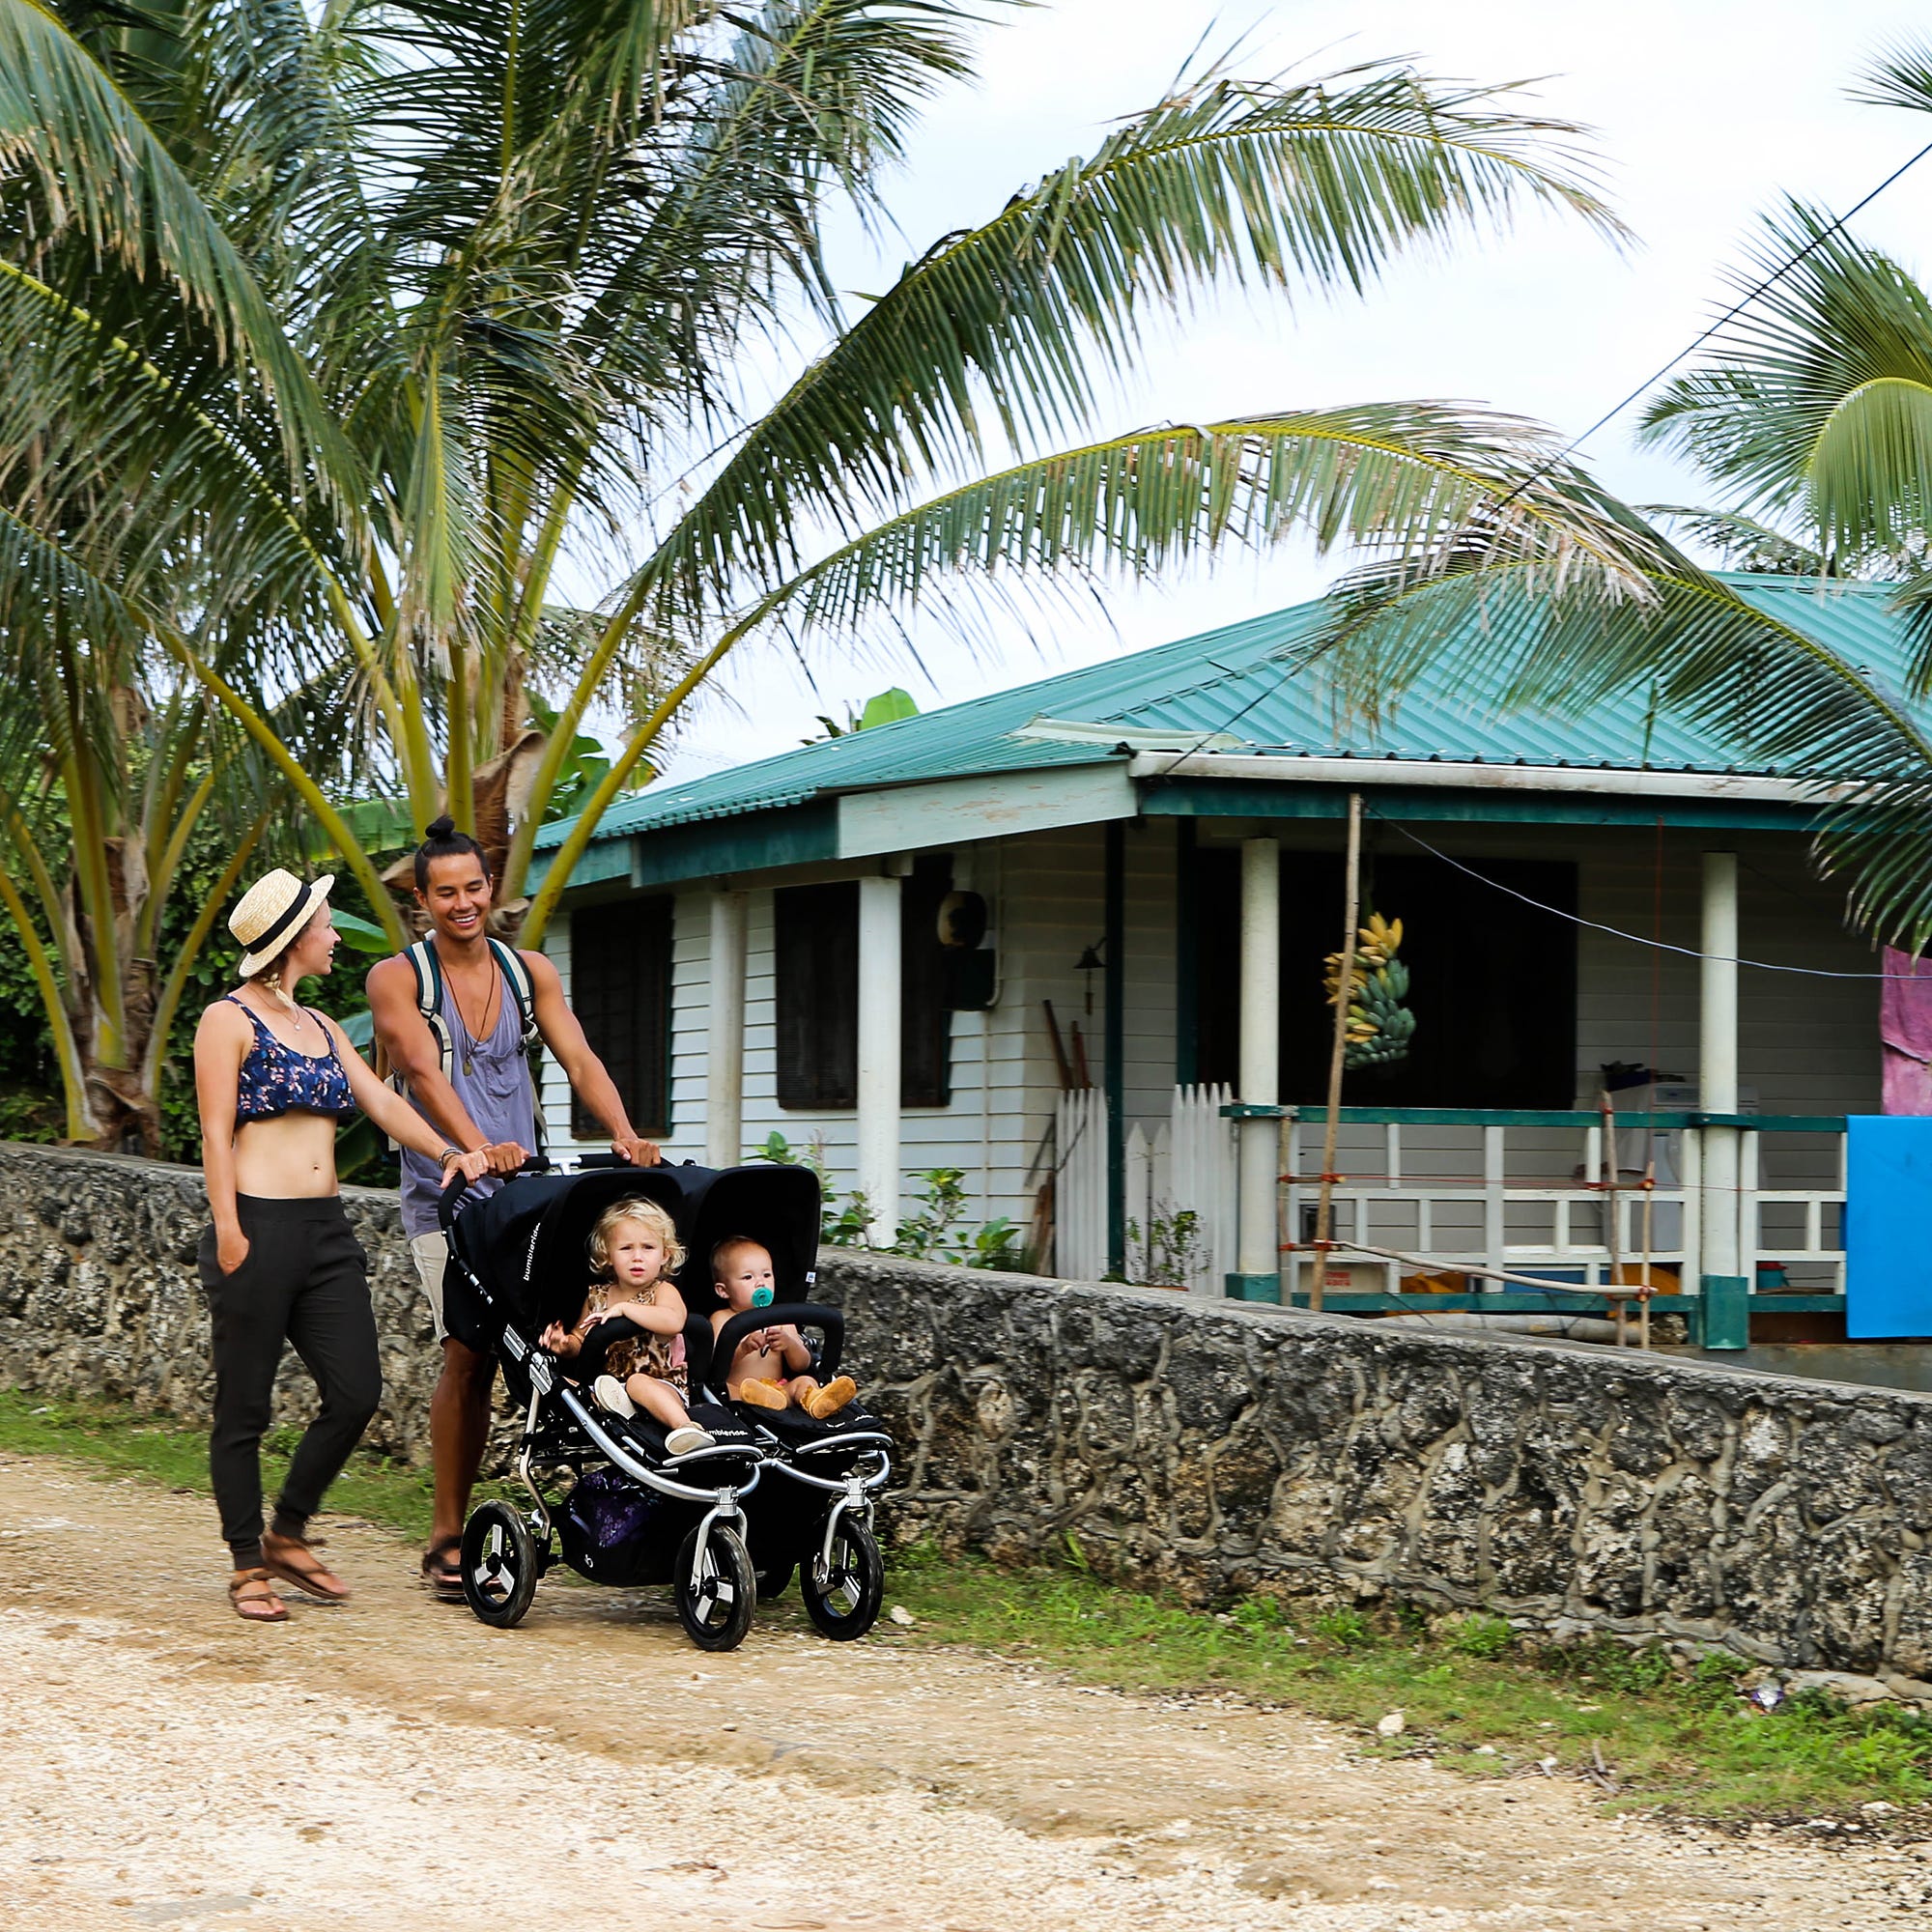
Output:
[229,868,334,978]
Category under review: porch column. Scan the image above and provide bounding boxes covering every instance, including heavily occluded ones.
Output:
[857,869,903,1244]
[1104,820,1126,1276]
[703,889,748,1167]
[1699,851,1747,1347]
[1234,836,1281,1295]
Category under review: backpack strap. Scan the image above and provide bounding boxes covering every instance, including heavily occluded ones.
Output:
[404,939,456,1081]
[487,938,548,1155]
[487,938,541,1052]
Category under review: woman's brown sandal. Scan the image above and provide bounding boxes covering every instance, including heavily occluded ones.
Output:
[261,1530,351,1604]
[229,1568,288,1623]
[421,1535,465,1602]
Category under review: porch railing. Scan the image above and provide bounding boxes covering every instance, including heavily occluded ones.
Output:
[1275,1108,1846,1302]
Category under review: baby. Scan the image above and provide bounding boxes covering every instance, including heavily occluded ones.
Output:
[542,1197,715,1456]
[709,1236,857,1419]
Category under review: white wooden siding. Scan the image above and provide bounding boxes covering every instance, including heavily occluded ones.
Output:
[541,817,1881,1240]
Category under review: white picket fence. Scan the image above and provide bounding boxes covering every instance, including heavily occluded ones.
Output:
[1053,1088,1108,1281]
[1054,1083,1236,1293]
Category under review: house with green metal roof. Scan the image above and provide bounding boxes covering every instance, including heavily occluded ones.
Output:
[528,572,1911,1345]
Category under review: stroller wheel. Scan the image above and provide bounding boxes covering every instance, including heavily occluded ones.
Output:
[754,1562,795,1603]
[801,1516,884,1640]
[461,1500,540,1629]
[674,1521,756,1652]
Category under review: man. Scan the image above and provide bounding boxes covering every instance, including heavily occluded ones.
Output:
[369,814,660,1597]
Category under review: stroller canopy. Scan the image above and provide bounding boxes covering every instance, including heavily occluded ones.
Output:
[681,1164,822,1312]
[446,1160,821,1346]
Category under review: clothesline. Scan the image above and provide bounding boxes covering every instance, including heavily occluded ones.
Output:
[1377,812,1921,981]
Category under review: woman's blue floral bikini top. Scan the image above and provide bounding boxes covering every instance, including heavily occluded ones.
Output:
[226,996,355,1123]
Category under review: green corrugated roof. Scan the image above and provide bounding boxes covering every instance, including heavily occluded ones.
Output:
[534,573,1921,850]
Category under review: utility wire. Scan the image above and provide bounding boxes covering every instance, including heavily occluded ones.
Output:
[1374,809,1916,980]
[1497,135,1932,506]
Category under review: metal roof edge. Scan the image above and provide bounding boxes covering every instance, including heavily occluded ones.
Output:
[1127,752,1851,803]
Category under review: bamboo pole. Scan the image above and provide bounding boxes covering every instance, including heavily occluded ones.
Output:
[1312,792,1363,1314]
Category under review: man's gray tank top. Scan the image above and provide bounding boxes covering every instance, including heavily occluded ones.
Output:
[398,956,540,1238]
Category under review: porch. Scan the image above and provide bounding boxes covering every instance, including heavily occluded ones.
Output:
[526,581,1909,1349]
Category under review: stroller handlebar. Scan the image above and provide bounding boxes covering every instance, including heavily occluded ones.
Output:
[437,1154,552,1233]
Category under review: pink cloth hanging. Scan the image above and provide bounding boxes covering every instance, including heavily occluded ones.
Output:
[1881,947,1932,1114]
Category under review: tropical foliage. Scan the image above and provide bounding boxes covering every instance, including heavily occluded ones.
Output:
[4,0,1644,1145]
[1307,41,1932,949]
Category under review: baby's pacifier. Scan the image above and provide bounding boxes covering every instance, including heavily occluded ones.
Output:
[751,1286,774,1308]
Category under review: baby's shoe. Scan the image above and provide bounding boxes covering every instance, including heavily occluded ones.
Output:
[806,1375,858,1420]
[593,1375,636,1419]
[665,1424,716,1456]
[735,1378,787,1410]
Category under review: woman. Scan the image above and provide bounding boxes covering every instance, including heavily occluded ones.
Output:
[194,867,491,1622]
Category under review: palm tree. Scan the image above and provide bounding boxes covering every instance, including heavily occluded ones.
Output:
[3,0,1654,1138]
[1307,43,1932,948]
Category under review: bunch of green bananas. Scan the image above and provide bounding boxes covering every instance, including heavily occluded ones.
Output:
[1323,912,1416,1068]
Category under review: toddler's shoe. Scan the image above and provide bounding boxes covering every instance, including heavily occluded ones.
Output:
[734,1378,788,1410]
[592,1374,636,1418]
[806,1375,858,1420]
[665,1424,716,1456]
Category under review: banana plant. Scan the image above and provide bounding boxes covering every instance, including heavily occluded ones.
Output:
[4,0,1658,1080]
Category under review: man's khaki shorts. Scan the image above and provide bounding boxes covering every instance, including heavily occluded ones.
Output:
[411,1230,450,1343]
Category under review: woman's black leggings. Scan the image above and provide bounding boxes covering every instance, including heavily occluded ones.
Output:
[198,1195,381,1570]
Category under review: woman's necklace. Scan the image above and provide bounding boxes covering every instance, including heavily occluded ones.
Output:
[258,982,312,1038]
[450,967,500,1076]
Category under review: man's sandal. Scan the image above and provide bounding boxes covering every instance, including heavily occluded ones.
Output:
[229,1569,288,1623]
[261,1530,352,1604]
[421,1535,465,1602]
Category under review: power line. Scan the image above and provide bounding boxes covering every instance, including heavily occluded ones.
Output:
[1514,136,1932,497]
[1375,810,1913,980]
[1150,133,1932,787]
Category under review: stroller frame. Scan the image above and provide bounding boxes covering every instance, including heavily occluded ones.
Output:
[684,1164,894,1636]
[439,1159,767,1650]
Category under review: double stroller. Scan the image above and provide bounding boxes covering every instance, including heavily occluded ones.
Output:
[436,1156,893,1651]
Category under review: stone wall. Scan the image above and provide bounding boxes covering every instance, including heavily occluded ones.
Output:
[820,1253,1932,1690]
[0,1143,440,1466]
[5,1143,1932,1685]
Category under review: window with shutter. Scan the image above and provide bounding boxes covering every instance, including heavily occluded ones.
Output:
[775,864,953,1110]
[569,895,674,1139]
[776,882,859,1109]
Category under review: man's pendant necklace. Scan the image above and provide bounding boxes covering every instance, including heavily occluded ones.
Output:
[455,976,497,1076]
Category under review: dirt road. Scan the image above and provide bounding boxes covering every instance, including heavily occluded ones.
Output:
[0,1453,1925,1932]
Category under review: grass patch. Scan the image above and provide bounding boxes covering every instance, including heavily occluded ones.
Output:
[0,1387,520,1547]
[5,1388,1929,1821]
[881,1541,1932,1821]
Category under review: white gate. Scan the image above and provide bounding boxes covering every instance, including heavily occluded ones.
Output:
[1168,1082,1236,1295]
[1053,1088,1107,1281]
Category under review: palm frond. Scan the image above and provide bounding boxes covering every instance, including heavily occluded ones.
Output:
[731,403,1657,658]
[0,0,362,510]
[1638,200,1932,558]
[1642,503,1843,577]
[646,59,1626,611]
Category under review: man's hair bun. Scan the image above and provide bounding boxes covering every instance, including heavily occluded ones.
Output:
[413,813,491,891]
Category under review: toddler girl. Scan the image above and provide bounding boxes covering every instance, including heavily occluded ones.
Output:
[542,1198,714,1456]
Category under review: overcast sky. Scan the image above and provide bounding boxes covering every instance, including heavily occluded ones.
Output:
[644,0,1932,782]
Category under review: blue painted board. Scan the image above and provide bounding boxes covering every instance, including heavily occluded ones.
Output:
[1846,1116,1932,1338]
